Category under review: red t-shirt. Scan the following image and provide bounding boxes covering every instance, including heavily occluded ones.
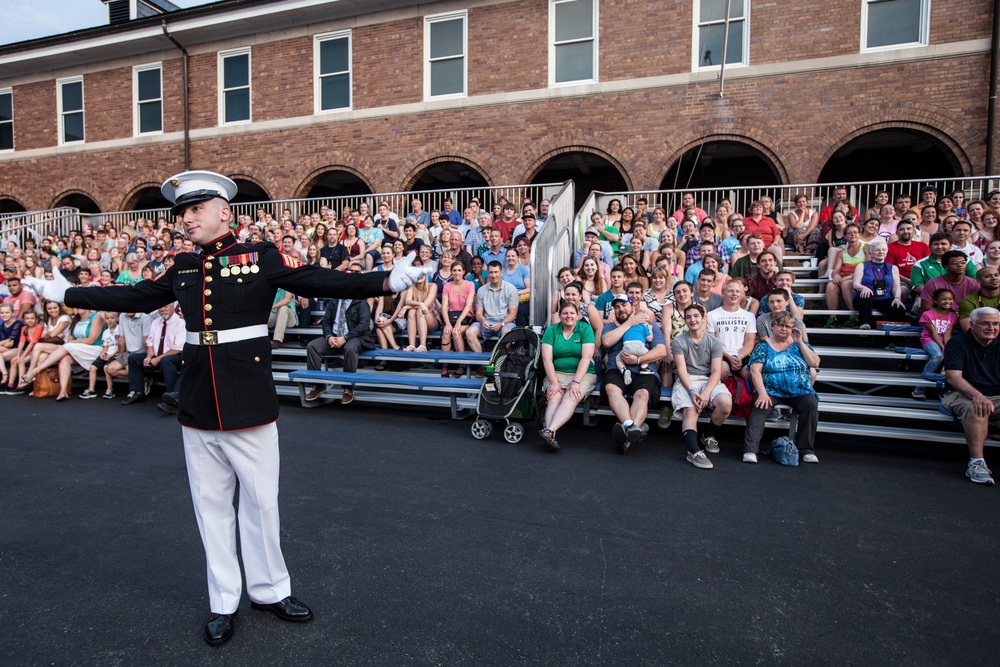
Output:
[818,203,860,238]
[743,216,781,248]
[886,241,930,279]
[493,219,519,245]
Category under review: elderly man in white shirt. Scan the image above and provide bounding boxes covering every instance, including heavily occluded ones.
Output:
[121,303,185,405]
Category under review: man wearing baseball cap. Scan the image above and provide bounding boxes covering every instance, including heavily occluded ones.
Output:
[23,170,432,646]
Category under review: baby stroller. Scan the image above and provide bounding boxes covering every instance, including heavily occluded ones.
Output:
[470,327,541,443]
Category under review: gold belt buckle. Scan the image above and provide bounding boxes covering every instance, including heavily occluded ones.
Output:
[200,330,219,346]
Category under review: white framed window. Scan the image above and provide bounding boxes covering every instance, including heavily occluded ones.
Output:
[693,0,749,70]
[314,30,352,113]
[424,11,467,99]
[133,63,163,135]
[862,0,929,51]
[0,88,12,151]
[57,76,85,145]
[219,47,251,125]
[549,0,598,85]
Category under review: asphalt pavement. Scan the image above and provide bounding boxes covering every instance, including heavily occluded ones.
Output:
[1,396,997,665]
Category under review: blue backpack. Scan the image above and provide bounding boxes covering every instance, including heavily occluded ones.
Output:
[769,436,799,466]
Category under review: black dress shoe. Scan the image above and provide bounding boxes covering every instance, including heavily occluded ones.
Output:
[250,596,313,622]
[204,613,235,646]
[157,402,178,415]
[121,391,146,405]
[161,391,179,407]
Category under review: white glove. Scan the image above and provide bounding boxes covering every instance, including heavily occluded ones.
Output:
[387,252,434,293]
[21,270,72,304]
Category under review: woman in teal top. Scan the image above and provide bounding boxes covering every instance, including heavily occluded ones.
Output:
[23,308,106,401]
[743,311,822,463]
[268,288,299,348]
[538,301,597,452]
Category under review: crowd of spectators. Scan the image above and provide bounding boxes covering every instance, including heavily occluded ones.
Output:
[2,184,999,483]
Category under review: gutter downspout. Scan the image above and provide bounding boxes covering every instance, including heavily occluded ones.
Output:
[162,20,190,170]
[987,0,1000,175]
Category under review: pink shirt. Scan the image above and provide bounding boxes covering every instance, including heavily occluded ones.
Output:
[918,309,957,346]
[443,280,474,315]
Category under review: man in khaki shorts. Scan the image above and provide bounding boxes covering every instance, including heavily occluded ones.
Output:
[942,307,1000,485]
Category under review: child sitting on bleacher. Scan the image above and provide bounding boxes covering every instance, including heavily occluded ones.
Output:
[913,288,957,399]
[615,309,654,384]
[79,311,124,399]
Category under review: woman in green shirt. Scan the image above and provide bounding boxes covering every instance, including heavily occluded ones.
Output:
[538,301,597,452]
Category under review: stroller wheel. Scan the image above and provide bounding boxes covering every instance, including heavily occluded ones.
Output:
[471,419,492,440]
[503,422,525,444]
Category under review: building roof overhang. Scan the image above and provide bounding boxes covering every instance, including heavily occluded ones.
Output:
[0,0,421,79]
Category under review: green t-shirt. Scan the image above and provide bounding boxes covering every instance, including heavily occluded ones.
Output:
[541,320,596,375]
[605,225,621,253]
[959,292,1000,320]
[911,255,978,289]
[593,289,625,318]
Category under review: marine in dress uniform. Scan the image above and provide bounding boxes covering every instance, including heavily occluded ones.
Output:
[28,171,431,646]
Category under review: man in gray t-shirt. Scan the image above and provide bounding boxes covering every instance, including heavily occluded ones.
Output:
[692,270,723,311]
[670,327,723,377]
[756,289,807,342]
[466,261,518,352]
[668,303,732,470]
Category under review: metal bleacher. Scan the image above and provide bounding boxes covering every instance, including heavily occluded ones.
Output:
[269,176,989,448]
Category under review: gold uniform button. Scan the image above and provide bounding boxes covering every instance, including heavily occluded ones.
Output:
[205,276,213,283]
[205,262,213,269]
[204,318,213,326]
[206,255,215,261]
[254,356,260,362]
[204,289,212,296]
[204,304,213,311]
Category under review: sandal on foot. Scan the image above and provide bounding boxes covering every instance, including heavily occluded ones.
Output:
[374,362,388,371]
[415,345,427,352]
[403,345,416,352]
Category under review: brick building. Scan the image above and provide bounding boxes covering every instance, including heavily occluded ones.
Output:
[0,0,996,214]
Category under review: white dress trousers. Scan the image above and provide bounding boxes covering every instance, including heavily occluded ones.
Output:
[182,423,291,614]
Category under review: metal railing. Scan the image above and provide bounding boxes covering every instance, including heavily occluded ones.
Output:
[221,183,564,225]
[529,181,575,327]
[580,176,1000,249]
[0,207,80,247]
[76,183,563,230]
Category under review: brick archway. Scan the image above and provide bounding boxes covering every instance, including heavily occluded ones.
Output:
[0,194,28,212]
[117,180,171,212]
[287,148,380,198]
[398,140,497,191]
[814,103,978,180]
[50,188,102,212]
[294,164,375,199]
[519,132,635,190]
[225,172,272,201]
[654,124,791,189]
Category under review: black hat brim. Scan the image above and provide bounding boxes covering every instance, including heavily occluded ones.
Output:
[170,191,228,217]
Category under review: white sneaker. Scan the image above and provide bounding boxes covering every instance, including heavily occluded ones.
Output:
[802,453,819,464]
[743,452,758,464]
[622,369,632,385]
[687,450,714,469]
[700,434,720,454]
[966,460,995,485]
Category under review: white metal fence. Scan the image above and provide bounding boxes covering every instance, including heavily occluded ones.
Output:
[75,183,564,234]
[577,176,1000,252]
[529,181,575,327]
[0,207,80,248]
